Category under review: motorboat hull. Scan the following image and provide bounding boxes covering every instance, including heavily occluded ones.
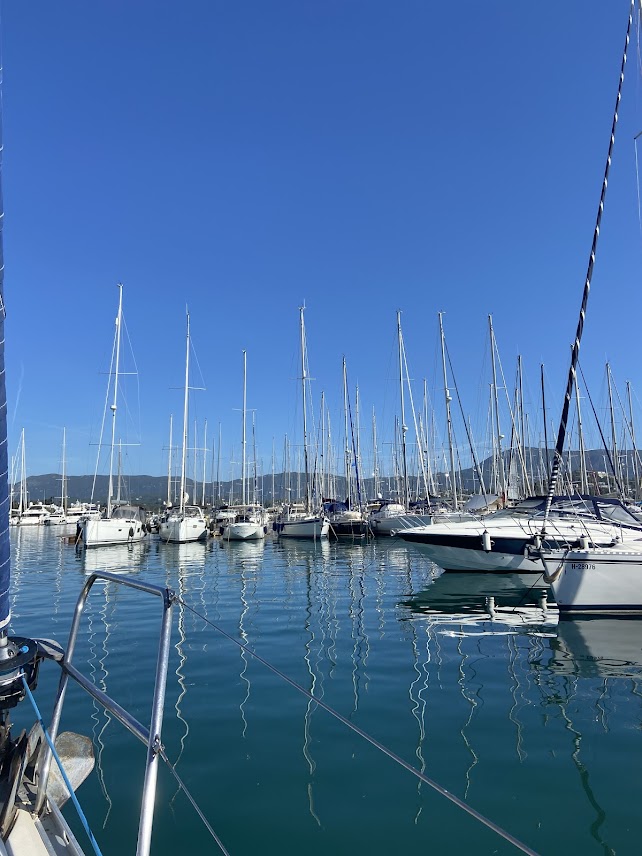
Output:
[370,513,432,536]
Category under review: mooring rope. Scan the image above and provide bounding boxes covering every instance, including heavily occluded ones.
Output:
[177,597,540,856]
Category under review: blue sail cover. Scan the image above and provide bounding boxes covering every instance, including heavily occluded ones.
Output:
[0,63,9,630]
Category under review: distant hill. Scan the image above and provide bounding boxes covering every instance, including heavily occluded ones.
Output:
[15,448,637,509]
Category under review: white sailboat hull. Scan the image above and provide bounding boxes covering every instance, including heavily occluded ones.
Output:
[277,516,329,539]
[546,545,642,611]
[221,521,266,541]
[82,517,147,548]
[159,515,208,543]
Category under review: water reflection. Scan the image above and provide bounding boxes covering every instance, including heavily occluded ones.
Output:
[548,617,642,679]
[81,541,151,575]
[400,572,642,854]
[401,572,557,633]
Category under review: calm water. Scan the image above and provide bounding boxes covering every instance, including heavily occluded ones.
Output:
[8,528,642,855]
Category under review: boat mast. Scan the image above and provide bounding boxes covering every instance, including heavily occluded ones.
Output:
[19,429,25,514]
[61,427,67,512]
[488,315,506,500]
[179,313,190,515]
[543,2,633,524]
[396,311,409,509]
[201,419,207,506]
[540,364,550,492]
[320,392,326,499]
[242,350,247,507]
[627,381,639,499]
[107,283,124,516]
[372,408,379,499]
[574,377,588,493]
[606,363,622,491]
[299,306,311,512]
[343,357,350,506]
[355,384,362,499]
[439,312,458,509]
[216,422,222,504]
[271,438,276,506]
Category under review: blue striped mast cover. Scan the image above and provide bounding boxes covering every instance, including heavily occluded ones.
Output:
[0,51,8,631]
[543,0,634,529]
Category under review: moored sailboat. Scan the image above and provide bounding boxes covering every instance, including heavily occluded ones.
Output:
[277,307,328,539]
[80,285,147,548]
[159,312,208,544]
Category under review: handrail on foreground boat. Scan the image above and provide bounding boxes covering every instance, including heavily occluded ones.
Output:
[37,572,176,856]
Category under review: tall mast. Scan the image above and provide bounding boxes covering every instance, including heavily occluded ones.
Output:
[116,440,122,505]
[488,315,506,499]
[397,311,409,509]
[320,392,326,499]
[19,430,25,512]
[299,306,310,512]
[107,283,124,515]
[439,312,458,509]
[518,355,527,489]
[540,365,550,492]
[252,412,258,506]
[242,350,247,506]
[343,357,350,506]
[165,415,173,506]
[574,378,588,493]
[216,423,222,504]
[271,438,275,506]
[606,363,621,491]
[627,381,639,499]
[61,427,67,512]
[201,419,207,506]
[355,384,362,498]
[544,1,633,524]
[372,408,379,499]
[179,313,190,514]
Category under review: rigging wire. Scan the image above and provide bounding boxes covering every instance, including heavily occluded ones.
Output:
[176,596,540,856]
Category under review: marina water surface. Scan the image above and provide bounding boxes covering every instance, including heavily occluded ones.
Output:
[9,528,642,855]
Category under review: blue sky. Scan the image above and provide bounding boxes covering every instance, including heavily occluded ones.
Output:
[3,1,642,482]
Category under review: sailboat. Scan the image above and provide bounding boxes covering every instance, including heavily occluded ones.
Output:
[221,351,267,541]
[369,312,433,535]
[80,285,147,548]
[325,357,369,537]
[159,312,208,544]
[276,306,329,539]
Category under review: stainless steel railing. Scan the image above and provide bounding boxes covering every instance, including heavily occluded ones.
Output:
[35,571,176,856]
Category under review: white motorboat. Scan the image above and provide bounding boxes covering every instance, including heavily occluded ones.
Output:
[398,495,642,573]
[44,506,66,526]
[369,500,432,535]
[18,502,50,526]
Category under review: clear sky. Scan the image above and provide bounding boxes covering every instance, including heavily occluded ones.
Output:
[3,1,642,483]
